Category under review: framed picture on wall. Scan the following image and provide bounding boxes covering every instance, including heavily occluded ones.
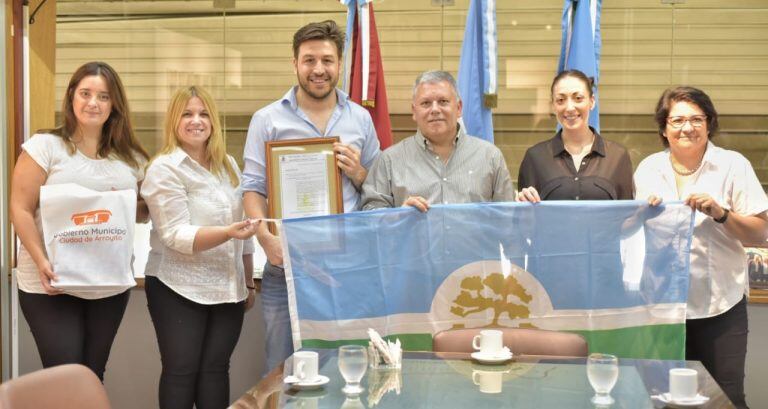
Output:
[745,243,768,304]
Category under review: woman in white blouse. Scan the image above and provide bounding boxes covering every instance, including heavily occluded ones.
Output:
[635,86,768,409]
[141,86,257,409]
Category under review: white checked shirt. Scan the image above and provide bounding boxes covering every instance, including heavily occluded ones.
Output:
[141,148,254,304]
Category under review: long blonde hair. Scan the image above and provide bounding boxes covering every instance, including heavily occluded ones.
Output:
[159,86,238,187]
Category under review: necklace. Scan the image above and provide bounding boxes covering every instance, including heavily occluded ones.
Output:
[670,157,702,176]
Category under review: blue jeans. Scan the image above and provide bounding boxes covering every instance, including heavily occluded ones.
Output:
[261,262,294,373]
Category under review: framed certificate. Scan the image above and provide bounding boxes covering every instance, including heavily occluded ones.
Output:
[266,137,343,231]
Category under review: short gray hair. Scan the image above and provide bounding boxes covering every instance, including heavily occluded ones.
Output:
[412,70,460,100]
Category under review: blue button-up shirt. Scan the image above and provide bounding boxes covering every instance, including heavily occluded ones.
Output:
[241,87,380,212]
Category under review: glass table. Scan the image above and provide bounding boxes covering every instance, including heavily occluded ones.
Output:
[231,350,733,409]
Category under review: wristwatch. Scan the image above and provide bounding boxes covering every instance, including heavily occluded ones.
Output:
[714,208,729,224]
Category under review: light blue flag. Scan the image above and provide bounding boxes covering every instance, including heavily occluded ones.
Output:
[558,0,602,133]
[282,202,694,360]
[457,0,497,142]
[340,0,359,93]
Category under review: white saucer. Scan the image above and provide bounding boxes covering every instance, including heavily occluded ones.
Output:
[284,375,330,390]
[471,351,513,364]
[652,393,709,407]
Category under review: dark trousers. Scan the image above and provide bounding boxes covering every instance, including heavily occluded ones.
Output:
[18,289,130,381]
[145,276,245,409]
[686,296,749,409]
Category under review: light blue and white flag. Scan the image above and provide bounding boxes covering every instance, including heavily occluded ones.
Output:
[340,0,364,94]
[282,202,694,360]
[558,0,602,132]
[457,0,497,142]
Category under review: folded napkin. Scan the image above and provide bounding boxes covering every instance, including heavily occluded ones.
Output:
[367,328,402,368]
[367,365,402,406]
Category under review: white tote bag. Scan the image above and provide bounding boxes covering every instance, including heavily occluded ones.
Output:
[40,183,137,291]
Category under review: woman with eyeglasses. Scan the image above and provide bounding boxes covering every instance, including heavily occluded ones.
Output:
[635,86,768,409]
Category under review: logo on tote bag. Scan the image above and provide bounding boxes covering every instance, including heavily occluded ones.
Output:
[53,209,126,244]
[70,209,112,226]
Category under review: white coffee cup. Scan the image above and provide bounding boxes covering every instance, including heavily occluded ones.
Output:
[293,351,319,382]
[472,329,503,355]
[669,368,698,401]
[472,370,503,394]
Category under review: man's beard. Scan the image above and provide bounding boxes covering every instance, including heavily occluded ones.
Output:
[298,74,337,101]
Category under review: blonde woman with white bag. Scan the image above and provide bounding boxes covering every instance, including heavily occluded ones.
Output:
[141,86,257,409]
[10,61,149,381]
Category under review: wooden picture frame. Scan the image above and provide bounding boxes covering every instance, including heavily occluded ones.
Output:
[744,242,768,304]
[265,137,343,234]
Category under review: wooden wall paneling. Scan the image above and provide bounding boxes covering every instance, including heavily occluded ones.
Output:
[56,0,344,16]
[6,0,16,161]
[12,0,22,159]
[52,6,768,116]
[28,0,56,134]
[50,0,768,185]
[3,0,22,378]
[1,0,8,379]
[674,8,768,25]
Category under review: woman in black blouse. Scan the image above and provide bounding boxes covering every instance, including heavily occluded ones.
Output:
[517,70,633,202]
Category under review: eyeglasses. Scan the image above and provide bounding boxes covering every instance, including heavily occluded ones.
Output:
[667,115,707,129]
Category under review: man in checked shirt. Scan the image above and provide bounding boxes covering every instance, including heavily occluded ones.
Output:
[361,70,515,211]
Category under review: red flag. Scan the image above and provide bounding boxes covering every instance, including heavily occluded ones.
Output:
[348,3,393,149]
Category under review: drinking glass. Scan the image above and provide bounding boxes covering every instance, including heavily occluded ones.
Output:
[338,345,368,394]
[586,353,619,405]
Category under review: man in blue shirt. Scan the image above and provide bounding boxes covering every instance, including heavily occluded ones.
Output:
[241,20,380,372]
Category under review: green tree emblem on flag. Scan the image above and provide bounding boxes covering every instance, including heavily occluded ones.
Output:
[450,273,533,327]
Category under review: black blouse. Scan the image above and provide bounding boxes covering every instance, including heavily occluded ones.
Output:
[517,129,634,200]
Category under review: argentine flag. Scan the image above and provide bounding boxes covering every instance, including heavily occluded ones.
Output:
[457,0,497,142]
[559,0,602,132]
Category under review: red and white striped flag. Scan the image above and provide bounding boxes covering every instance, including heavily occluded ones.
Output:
[342,0,393,149]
